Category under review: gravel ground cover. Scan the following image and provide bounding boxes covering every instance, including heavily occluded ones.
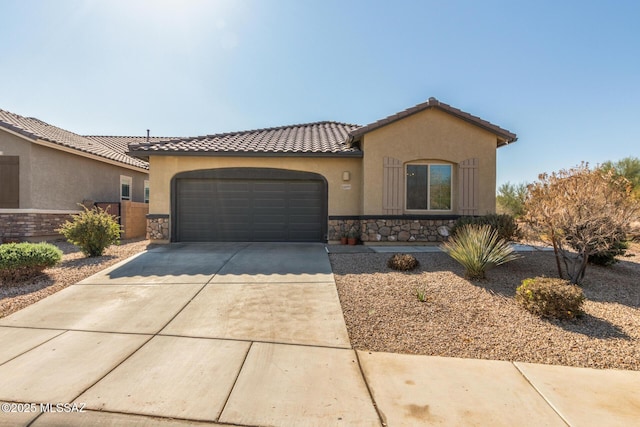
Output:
[331,243,640,370]
[0,239,150,319]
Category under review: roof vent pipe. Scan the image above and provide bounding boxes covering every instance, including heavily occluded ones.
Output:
[146,129,150,142]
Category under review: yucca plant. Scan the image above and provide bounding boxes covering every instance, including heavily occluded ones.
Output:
[441,224,521,279]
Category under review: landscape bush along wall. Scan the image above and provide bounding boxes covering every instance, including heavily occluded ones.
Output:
[328,218,456,243]
[451,214,519,241]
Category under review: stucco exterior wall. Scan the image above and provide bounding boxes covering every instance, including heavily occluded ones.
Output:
[148,156,363,216]
[361,108,498,215]
[1,130,149,210]
[29,143,149,209]
[0,131,32,208]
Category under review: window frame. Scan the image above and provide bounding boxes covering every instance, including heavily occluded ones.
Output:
[404,162,453,212]
[144,180,150,204]
[120,175,132,201]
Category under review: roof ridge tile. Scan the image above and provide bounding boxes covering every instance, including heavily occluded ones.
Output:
[348,97,517,145]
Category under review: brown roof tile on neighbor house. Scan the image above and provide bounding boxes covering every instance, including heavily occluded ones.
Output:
[348,97,518,146]
[84,135,181,158]
[128,121,363,159]
[0,109,150,170]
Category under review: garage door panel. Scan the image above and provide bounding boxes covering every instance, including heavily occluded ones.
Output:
[253,181,286,190]
[217,181,251,191]
[254,198,286,208]
[175,175,325,242]
[289,213,322,220]
[215,197,251,207]
[291,203,322,211]
[289,192,322,200]
[289,214,321,222]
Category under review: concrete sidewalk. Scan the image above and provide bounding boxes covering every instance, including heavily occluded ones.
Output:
[0,243,638,426]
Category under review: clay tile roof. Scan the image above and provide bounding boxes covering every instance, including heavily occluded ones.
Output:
[128,121,363,158]
[84,135,180,159]
[349,97,517,146]
[0,109,151,169]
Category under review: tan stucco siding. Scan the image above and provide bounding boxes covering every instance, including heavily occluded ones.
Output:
[361,108,498,215]
[28,143,148,209]
[148,156,362,216]
[1,130,149,210]
[0,131,33,208]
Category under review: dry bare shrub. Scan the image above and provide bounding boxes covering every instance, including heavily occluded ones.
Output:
[387,253,420,271]
[523,163,639,284]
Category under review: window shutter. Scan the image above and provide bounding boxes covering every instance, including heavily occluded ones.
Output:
[383,157,402,214]
[458,158,479,215]
[0,156,19,208]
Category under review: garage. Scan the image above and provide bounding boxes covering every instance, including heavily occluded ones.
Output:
[172,168,327,242]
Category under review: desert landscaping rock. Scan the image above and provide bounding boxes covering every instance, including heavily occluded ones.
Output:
[0,239,149,319]
[331,243,640,371]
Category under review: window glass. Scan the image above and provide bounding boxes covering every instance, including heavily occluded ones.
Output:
[144,180,150,203]
[406,165,428,209]
[429,165,452,210]
[120,176,132,201]
[405,164,452,211]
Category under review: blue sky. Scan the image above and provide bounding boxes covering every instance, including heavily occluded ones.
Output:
[1,0,638,188]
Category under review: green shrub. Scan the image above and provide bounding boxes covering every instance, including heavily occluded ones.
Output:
[0,243,62,282]
[57,206,121,257]
[588,240,629,266]
[442,224,520,280]
[516,277,585,319]
[452,214,519,241]
[387,253,420,271]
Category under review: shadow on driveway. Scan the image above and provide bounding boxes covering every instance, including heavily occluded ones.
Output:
[79,242,334,285]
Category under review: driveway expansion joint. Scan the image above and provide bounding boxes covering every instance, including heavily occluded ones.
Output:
[512,362,572,426]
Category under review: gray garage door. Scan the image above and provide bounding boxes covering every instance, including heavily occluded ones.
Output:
[175,176,325,242]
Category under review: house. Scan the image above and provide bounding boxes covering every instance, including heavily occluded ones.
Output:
[129,97,517,243]
[0,109,176,241]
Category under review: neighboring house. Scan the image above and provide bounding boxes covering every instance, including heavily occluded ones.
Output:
[0,109,176,241]
[129,97,517,243]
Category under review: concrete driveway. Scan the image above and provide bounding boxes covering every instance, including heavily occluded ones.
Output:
[0,243,638,426]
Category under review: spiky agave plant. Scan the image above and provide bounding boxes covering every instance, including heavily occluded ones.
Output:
[441,224,521,279]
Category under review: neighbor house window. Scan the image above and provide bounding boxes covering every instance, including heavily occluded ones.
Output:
[144,180,150,204]
[0,156,19,208]
[406,164,452,210]
[120,175,132,201]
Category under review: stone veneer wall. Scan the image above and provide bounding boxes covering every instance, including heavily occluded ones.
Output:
[147,214,170,241]
[0,211,77,242]
[145,215,455,244]
[328,217,456,243]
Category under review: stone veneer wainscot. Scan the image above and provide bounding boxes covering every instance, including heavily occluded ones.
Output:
[147,214,170,241]
[328,217,455,243]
